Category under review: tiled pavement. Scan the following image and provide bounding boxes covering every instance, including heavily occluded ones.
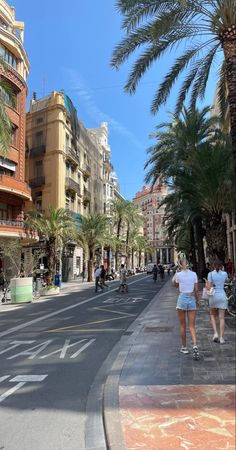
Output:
[104,280,236,450]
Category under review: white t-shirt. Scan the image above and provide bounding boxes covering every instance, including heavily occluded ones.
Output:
[95,268,101,278]
[175,269,198,293]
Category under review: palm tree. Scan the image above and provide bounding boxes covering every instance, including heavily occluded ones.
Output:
[110,198,132,268]
[112,1,236,173]
[124,202,144,268]
[76,214,110,282]
[26,207,76,284]
[163,142,234,266]
[0,59,16,157]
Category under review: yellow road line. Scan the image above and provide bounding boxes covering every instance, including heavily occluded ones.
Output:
[47,314,133,333]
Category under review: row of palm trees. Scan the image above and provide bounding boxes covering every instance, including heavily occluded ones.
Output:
[26,199,150,283]
[145,107,235,277]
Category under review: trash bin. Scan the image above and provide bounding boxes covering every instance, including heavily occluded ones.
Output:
[11,277,33,303]
[54,273,61,287]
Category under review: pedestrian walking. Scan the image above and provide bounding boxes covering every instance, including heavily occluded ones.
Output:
[0,268,6,303]
[159,264,165,280]
[206,261,228,344]
[152,264,158,282]
[100,265,109,288]
[94,266,103,292]
[173,258,200,360]
[117,264,128,293]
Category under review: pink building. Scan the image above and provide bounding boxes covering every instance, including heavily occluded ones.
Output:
[133,183,174,264]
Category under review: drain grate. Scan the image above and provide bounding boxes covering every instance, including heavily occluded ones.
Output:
[123,331,133,336]
[144,326,173,333]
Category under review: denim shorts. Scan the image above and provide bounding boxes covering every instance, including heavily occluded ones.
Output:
[176,293,197,310]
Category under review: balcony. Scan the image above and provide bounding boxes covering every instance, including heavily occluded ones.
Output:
[29,145,46,158]
[65,177,81,195]
[82,163,91,178]
[0,174,31,200]
[83,188,91,205]
[29,176,45,188]
[0,219,37,242]
[65,147,80,166]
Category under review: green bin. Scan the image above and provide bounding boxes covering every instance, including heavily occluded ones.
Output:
[11,277,33,303]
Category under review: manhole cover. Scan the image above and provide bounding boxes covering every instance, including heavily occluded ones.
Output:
[144,326,173,333]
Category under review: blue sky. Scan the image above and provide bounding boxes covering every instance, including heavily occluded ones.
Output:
[13,0,219,199]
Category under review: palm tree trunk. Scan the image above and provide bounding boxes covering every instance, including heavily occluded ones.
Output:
[223,38,236,176]
[194,217,206,280]
[205,215,227,266]
[87,248,94,282]
[115,218,122,270]
[189,224,197,272]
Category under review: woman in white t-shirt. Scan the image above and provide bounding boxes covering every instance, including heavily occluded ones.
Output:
[173,259,199,360]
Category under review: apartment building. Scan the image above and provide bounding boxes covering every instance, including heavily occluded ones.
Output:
[133,183,174,264]
[0,0,32,277]
[26,91,117,280]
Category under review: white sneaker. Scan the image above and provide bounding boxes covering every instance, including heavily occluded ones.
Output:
[213,333,219,342]
[219,337,225,344]
[180,347,189,354]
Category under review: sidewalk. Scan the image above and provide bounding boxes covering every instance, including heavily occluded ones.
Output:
[104,280,236,450]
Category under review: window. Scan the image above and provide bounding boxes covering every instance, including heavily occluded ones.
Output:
[11,125,18,147]
[35,131,43,146]
[0,44,18,70]
[0,82,17,109]
[36,117,43,124]
[35,160,43,178]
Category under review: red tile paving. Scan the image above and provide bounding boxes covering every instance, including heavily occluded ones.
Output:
[120,385,236,450]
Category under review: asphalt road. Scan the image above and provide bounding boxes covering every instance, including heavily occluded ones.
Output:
[0,274,166,450]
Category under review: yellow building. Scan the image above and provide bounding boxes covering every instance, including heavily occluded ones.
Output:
[26,91,117,280]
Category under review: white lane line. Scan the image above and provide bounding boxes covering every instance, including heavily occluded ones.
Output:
[0,376,10,383]
[0,382,25,403]
[0,276,147,339]
[10,375,48,382]
[70,338,95,359]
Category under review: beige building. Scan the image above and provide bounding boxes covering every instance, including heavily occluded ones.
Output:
[25,91,118,280]
[133,183,174,264]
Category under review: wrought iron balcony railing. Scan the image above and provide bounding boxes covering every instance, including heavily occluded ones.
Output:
[29,176,45,188]
[29,145,46,158]
[65,177,81,195]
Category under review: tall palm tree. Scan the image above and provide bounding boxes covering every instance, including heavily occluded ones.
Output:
[26,207,76,284]
[0,59,16,157]
[163,142,234,265]
[76,214,110,281]
[112,0,236,173]
[110,198,132,268]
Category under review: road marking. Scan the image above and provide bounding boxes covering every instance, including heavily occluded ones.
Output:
[70,339,95,358]
[39,338,86,359]
[0,374,48,404]
[0,376,10,383]
[0,275,147,339]
[7,340,52,360]
[0,341,35,355]
[47,314,134,333]
[92,306,135,317]
[10,375,48,382]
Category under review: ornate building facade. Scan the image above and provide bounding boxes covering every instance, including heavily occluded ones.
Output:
[26,91,119,279]
[133,183,174,264]
[0,1,31,277]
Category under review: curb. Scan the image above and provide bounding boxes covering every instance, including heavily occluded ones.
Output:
[103,280,172,450]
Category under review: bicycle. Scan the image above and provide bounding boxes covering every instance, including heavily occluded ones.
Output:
[224,282,236,317]
[0,282,11,303]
